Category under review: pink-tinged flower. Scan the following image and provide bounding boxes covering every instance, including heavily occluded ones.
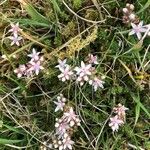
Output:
[129,21,147,40]
[9,34,22,46]
[55,59,68,70]
[58,65,73,82]
[74,61,92,77]
[8,22,21,35]
[88,54,99,65]
[109,115,124,132]
[113,104,128,120]
[62,137,74,150]
[27,48,40,61]
[54,98,66,112]
[76,76,85,86]
[89,77,104,91]
[14,65,26,78]
[63,107,77,123]
[28,61,44,75]
[55,121,69,139]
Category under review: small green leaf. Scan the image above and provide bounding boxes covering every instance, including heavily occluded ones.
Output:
[10,19,51,27]
[3,124,24,134]
[0,121,3,128]
[135,104,140,125]
[137,0,150,14]
[131,93,150,118]
[0,139,22,144]
[23,3,50,25]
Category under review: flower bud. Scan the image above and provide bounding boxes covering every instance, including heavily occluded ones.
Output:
[129,4,134,10]
[122,8,128,13]
[126,3,130,7]
[129,14,136,20]
[64,133,68,138]
[54,144,58,148]
[55,122,59,128]
[70,120,75,127]
[58,140,62,145]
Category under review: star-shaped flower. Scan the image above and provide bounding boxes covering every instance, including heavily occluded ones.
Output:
[109,115,124,132]
[8,22,21,35]
[27,48,40,61]
[55,59,68,70]
[14,65,26,78]
[28,61,44,75]
[129,21,147,40]
[63,107,77,123]
[54,97,66,112]
[74,61,92,77]
[88,54,99,65]
[89,77,104,91]
[62,137,74,150]
[55,121,69,139]
[58,65,73,82]
[9,34,22,46]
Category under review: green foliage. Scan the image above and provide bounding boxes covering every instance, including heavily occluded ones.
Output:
[22,2,50,25]
[0,0,150,149]
[73,0,82,9]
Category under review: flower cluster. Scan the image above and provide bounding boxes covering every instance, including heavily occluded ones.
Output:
[40,141,52,150]
[129,21,150,40]
[109,104,128,132]
[122,3,139,24]
[51,94,80,150]
[8,22,23,46]
[56,54,105,91]
[14,48,44,78]
[122,4,150,40]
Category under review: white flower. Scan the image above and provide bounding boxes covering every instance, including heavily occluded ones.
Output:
[54,98,66,112]
[88,54,99,65]
[63,137,74,150]
[27,48,40,61]
[89,77,104,91]
[129,21,147,40]
[55,59,68,70]
[55,121,69,139]
[74,61,92,85]
[28,61,44,75]
[9,34,22,46]
[74,61,92,77]
[14,65,26,78]
[8,22,21,35]
[58,65,73,82]
[63,107,77,123]
[109,115,124,132]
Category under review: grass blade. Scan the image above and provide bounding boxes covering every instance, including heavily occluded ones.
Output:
[0,139,22,144]
[131,93,150,118]
[137,0,150,14]
[17,0,50,25]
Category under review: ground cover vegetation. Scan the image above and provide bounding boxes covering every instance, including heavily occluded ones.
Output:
[0,0,150,149]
